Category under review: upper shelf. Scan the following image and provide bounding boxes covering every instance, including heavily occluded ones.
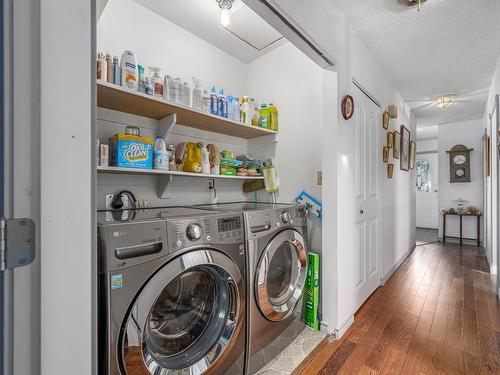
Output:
[97,81,277,139]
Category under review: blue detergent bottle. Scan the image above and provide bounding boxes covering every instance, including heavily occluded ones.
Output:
[218,88,228,118]
[210,86,218,115]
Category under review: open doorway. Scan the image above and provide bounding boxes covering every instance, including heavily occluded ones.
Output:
[416,126,439,245]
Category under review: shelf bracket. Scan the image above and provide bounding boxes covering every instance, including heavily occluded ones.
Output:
[158,113,177,140]
[158,174,174,199]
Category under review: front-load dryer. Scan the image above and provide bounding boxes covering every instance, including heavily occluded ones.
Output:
[98,206,246,375]
[194,202,309,374]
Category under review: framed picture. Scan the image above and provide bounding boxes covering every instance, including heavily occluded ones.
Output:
[341,95,354,120]
[383,146,389,163]
[400,125,410,171]
[409,141,416,169]
[387,131,394,149]
[382,111,390,129]
[483,130,490,177]
[393,131,400,159]
[387,163,394,178]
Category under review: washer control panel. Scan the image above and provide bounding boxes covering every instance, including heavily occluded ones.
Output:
[167,214,243,251]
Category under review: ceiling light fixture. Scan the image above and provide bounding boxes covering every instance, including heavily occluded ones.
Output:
[399,0,428,11]
[434,94,456,109]
[217,0,234,27]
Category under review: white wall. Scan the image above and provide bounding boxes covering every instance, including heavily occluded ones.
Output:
[245,42,324,255]
[263,0,417,336]
[417,138,438,153]
[438,119,484,241]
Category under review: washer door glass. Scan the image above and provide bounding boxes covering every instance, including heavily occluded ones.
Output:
[255,230,307,322]
[121,250,242,375]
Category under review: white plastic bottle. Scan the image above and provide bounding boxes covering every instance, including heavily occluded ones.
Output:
[163,75,172,101]
[202,89,210,113]
[153,136,170,170]
[149,67,163,97]
[120,50,138,90]
[172,78,181,103]
[183,81,191,107]
[192,78,202,110]
[201,146,210,174]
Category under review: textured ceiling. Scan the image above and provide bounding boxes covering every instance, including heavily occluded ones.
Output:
[133,0,284,63]
[333,0,500,126]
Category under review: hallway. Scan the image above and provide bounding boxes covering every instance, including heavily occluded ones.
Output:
[296,242,499,374]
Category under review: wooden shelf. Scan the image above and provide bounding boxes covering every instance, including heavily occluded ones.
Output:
[97,166,264,180]
[97,81,277,139]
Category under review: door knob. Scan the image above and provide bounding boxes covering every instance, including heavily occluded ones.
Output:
[360,210,364,214]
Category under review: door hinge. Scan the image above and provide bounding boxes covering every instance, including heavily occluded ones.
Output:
[0,218,36,271]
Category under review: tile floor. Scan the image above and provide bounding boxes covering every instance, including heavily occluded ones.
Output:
[255,327,327,375]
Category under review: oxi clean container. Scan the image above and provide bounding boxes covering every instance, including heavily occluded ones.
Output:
[109,134,153,169]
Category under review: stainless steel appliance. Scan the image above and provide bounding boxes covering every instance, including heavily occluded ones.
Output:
[98,207,246,375]
[194,202,308,374]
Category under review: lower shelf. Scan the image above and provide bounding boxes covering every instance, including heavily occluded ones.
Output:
[97,166,264,180]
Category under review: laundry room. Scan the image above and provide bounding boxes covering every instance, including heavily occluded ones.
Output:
[95,0,330,374]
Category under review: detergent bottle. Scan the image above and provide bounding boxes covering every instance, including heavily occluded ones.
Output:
[183,142,203,173]
[268,103,278,131]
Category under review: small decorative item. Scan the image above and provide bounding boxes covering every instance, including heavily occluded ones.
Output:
[447,144,473,183]
[409,141,416,169]
[387,131,394,149]
[467,206,480,215]
[388,105,398,119]
[387,163,394,178]
[383,146,389,163]
[393,131,400,159]
[341,95,354,120]
[400,125,410,171]
[483,130,490,177]
[382,111,390,129]
[452,198,469,213]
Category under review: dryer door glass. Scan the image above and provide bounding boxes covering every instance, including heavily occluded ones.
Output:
[256,230,308,322]
[121,250,243,374]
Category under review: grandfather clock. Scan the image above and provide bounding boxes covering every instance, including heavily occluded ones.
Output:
[447,144,473,183]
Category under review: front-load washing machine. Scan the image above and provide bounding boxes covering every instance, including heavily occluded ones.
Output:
[194,202,309,374]
[98,206,246,375]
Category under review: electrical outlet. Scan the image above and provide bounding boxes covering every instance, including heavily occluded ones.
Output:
[208,179,215,189]
[317,171,323,186]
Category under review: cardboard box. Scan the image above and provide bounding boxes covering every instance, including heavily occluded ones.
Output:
[109,134,153,169]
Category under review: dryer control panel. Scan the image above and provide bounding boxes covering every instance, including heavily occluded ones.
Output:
[167,214,244,252]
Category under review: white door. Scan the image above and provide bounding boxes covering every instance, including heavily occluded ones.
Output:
[416,191,439,228]
[353,85,381,311]
[3,0,41,374]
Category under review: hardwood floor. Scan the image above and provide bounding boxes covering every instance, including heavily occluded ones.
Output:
[294,242,500,375]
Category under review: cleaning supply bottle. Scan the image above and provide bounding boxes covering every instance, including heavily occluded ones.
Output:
[201,146,210,174]
[183,142,203,173]
[163,75,172,101]
[153,136,169,170]
[120,50,138,90]
[210,86,218,115]
[241,96,249,124]
[259,104,270,128]
[96,52,107,81]
[183,81,191,107]
[106,52,114,83]
[263,161,279,193]
[149,67,163,97]
[227,96,234,120]
[113,55,121,86]
[172,78,181,103]
[138,65,146,93]
[269,103,278,131]
[251,100,260,127]
[218,88,228,118]
[202,90,210,113]
[192,78,202,110]
[233,97,240,122]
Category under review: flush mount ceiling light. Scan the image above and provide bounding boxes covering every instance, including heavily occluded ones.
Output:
[217,0,234,26]
[434,94,456,109]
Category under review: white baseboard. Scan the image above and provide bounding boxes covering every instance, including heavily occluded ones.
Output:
[333,315,354,339]
[380,245,416,285]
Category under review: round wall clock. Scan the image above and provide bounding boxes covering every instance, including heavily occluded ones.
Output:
[341,95,354,120]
